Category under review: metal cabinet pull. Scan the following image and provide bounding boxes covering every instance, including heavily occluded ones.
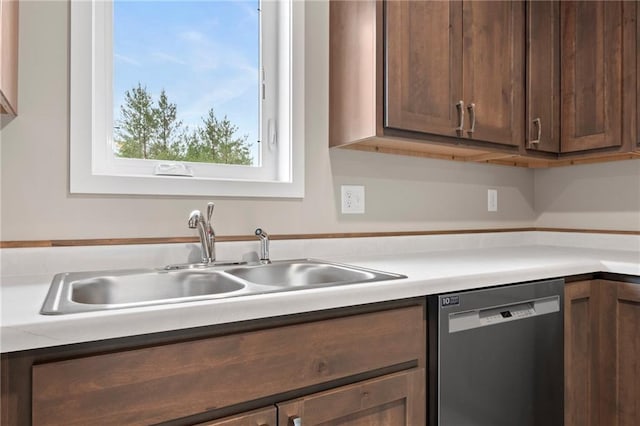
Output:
[289,416,302,426]
[528,117,542,148]
[467,103,476,135]
[455,100,465,133]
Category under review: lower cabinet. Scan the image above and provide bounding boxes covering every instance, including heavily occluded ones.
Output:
[203,369,424,426]
[277,369,425,426]
[3,301,426,425]
[565,280,640,426]
[197,407,277,426]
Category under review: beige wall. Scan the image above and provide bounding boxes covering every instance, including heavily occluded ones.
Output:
[534,160,640,231]
[3,1,636,241]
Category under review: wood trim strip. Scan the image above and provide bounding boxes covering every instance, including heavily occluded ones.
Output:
[1,227,638,249]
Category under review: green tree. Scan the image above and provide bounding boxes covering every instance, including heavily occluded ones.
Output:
[115,85,252,165]
[114,83,157,159]
[192,108,252,165]
[151,89,183,160]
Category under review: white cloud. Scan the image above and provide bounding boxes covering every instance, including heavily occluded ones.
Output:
[114,53,141,67]
[150,51,187,65]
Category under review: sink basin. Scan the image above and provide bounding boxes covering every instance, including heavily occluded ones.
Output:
[41,269,248,314]
[41,259,406,315]
[71,271,245,305]
[226,260,380,287]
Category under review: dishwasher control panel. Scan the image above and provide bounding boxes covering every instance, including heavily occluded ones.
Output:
[481,302,536,325]
[448,296,559,333]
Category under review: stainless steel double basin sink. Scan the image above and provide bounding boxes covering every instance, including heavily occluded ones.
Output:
[41,259,406,315]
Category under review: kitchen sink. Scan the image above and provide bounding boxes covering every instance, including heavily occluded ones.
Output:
[71,271,246,305]
[225,260,379,287]
[40,259,406,315]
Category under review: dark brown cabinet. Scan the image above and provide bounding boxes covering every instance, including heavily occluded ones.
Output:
[560,1,627,153]
[565,280,640,426]
[331,0,639,167]
[3,302,426,425]
[526,1,561,153]
[197,407,277,426]
[277,368,425,426]
[385,1,525,147]
[330,0,527,164]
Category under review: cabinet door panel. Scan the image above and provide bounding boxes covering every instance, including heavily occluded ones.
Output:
[561,1,623,152]
[526,1,560,153]
[196,407,276,426]
[277,369,425,426]
[385,1,462,137]
[564,281,598,426]
[462,1,524,147]
[600,281,640,426]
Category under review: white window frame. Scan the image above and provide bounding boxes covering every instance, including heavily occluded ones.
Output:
[69,0,304,198]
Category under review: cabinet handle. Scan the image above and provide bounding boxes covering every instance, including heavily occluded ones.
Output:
[528,117,542,148]
[467,103,476,135]
[289,416,302,426]
[455,100,465,133]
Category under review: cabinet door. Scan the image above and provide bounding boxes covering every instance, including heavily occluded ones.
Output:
[599,280,640,426]
[196,407,276,426]
[277,369,425,426]
[526,1,560,153]
[565,280,640,426]
[560,1,624,153]
[462,0,524,147]
[564,281,599,426]
[385,1,463,137]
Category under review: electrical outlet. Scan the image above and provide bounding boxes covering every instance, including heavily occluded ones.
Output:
[341,185,365,214]
[488,189,498,212]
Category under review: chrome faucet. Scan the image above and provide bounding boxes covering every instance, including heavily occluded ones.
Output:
[255,228,270,263]
[188,202,216,264]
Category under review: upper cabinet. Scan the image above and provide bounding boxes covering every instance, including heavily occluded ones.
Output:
[386,1,524,147]
[0,0,18,116]
[560,1,627,153]
[330,0,639,167]
[526,1,561,153]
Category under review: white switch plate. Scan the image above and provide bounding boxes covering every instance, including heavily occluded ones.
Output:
[341,185,365,214]
[488,189,498,212]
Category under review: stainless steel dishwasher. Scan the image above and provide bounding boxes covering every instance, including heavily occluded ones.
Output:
[428,279,564,426]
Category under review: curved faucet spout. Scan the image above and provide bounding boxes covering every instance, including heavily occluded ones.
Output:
[188,207,214,263]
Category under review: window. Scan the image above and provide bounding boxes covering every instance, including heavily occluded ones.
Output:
[70,0,304,197]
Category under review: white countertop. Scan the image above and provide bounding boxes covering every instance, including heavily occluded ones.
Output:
[1,242,638,353]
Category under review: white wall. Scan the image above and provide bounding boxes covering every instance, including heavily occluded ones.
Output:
[5,1,632,241]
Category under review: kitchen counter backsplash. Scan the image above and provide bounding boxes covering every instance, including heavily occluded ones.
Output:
[1,231,638,285]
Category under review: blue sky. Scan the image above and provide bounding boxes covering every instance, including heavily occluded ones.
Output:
[113,0,260,162]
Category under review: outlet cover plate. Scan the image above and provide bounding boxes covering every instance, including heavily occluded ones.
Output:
[341,185,365,214]
[488,189,498,212]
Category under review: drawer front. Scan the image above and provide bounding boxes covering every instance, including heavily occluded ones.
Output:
[32,305,425,425]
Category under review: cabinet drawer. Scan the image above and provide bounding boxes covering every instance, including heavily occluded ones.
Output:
[32,305,425,425]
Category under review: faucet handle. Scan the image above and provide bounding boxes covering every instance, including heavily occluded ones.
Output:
[188,210,201,229]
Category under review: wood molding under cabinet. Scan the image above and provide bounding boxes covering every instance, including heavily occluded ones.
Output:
[1,227,639,249]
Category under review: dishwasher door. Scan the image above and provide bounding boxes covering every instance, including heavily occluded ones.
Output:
[428,279,564,426]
